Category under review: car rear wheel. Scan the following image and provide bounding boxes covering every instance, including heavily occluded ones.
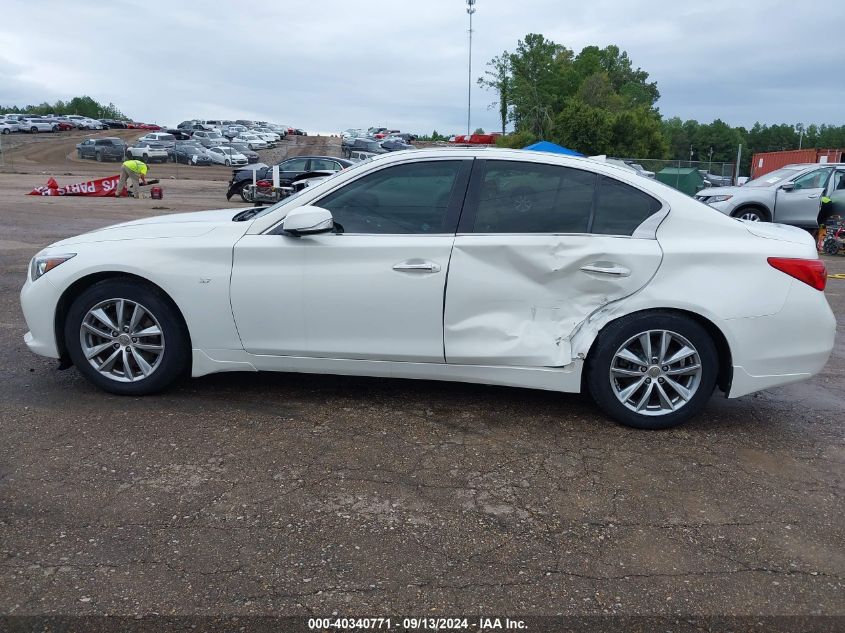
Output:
[586,312,718,429]
[2,128,9,134]
[237,182,251,202]
[732,208,766,222]
[64,279,190,396]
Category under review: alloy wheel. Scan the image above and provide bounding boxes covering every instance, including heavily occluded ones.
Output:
[609,329,702,416]
[79,298,165,382]
[738,211,761,222]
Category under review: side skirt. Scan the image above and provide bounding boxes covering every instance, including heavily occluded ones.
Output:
[192,348,583,393]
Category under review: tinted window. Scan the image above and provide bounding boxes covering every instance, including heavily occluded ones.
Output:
[591,176,662,235]
[318,160,462,234]
[280,158,309,172]
[472,161,595,233]
[310,158,341,171]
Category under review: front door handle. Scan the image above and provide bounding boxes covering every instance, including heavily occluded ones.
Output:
[807,194,820,199]
[393,259,441,273]
[580,263,631,277]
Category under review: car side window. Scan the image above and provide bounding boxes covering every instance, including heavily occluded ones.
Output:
[827,170,845,191]
[591,176,663,236]
[318,160,463,234]
[793,168,833,190]
[280,158,309,172]
[310,158,338,171]
[472,161,596,233]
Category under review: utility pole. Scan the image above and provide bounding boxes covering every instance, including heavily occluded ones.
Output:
[797,123,804,149]
[708,146,713,172]
[466,0,476,136]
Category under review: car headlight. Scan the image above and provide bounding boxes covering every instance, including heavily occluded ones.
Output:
[31,253,75,281]
[706,195,733,204]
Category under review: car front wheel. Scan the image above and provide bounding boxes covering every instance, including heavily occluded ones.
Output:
[64,279,190,395]
[586,312,718,429]
[732,208,766,222]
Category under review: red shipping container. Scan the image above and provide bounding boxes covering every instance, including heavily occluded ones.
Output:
[750,149,843,178]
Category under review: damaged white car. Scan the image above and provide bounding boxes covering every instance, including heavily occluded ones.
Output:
[20,149,835,429]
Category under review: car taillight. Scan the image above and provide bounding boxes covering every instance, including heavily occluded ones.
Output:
[767,257,827,291]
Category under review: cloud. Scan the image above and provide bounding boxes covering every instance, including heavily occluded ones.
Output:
[0,0,842,134]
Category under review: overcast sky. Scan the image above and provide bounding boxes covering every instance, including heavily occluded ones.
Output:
[1,0,843,134]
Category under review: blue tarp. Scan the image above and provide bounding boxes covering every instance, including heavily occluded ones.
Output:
[523,140,583,156]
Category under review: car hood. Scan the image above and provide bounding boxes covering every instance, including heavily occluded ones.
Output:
[46,208,250,248]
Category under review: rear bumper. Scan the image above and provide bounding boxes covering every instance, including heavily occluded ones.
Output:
[726,280,836,398]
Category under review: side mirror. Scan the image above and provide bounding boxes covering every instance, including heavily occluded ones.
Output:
[281,205,334,237]
[780,182,795,191]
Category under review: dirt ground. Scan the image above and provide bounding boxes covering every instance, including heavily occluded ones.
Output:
[0,139,843,630]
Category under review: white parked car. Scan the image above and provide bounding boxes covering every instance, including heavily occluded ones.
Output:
[254,127,281,142]
[125,142,169,163]
[22,118,58,133]
[206,146,248,166]
[137,132,177,146]
[0,120,18,134]
[233,133,268,150]
[65,115,104,130]
[19,149,835,430]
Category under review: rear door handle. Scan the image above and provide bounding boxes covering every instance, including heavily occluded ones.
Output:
[393,259,441,273]
[580,263,631,277]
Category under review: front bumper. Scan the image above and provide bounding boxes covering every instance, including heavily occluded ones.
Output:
[20,274,62,359]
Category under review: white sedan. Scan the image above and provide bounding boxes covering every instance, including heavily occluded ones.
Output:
[206,146,248,166]
[232,133,268,150]
[19,149,836,429]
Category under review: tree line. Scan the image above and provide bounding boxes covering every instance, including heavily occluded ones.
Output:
[0,96,126,121]
[479,34,845,174]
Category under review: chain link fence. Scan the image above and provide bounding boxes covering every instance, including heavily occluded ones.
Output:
[614,158,737,196]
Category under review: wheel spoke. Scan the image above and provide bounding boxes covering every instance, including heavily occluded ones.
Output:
[131,348,153,377]
[615,347,645,366]
[655,383,675,410]
[634,382,654,411]
[90,308,118,333]
[135,325,162,338]
[115,299,126,330]
[658,331,671,364]
[664,376,692,402]
[84,341,115,360]
[133,342,163,352]
[639,333,652,362]
[97,348,121,372]
[611,366,643,377]
[664,345,696,365]
[666,363,701,376]
[82,321,113,339]
[128,303,143,334]
[617,376,647,402]
[122,348,134,381]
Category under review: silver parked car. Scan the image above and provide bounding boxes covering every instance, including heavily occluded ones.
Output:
[696,163,845,227]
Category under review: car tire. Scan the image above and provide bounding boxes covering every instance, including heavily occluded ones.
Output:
[238,182,250,203]
[586,312,718,430]
[732,207,767,222]
[64,279,190,396]
[1,128,9,135]
[95,151,103,162]
[142,153,149,160]
[823,238,840,255]
[77,149,83,159]
[224,160,230,166]
[30,126,38,133]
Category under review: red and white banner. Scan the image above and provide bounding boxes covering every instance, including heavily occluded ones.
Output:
[28,175,122,197]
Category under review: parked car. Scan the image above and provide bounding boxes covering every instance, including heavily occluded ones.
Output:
[206,146,248,166]
[0,121,14,134]
[170,143,213,166]
[22,118,58,133]
[232,133,268,150]
[223,125,247,140]
[342,138,387,158]
[348,150,377,162]
[137,132,177,147]
[223,142,259,163]
[125,141,169,163]
[99,119,127,129]
[163,128,192,140]
[21,149,835,430]
[380,138,416,151]
[226,155,352,201]
[697,170,732,187]
[626,162,656,178]
[695,163,845,228]
[76,138,126,162]
[191,129,226,148]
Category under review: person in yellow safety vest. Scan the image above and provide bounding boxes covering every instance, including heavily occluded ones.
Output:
[115,159,148,199]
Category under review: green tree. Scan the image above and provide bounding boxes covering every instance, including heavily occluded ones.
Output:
[477,51,511,136]
[507,34,565,138]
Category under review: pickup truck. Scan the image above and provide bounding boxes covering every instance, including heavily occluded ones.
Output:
[695,162,845,228]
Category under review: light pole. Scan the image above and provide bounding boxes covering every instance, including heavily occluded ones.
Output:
[466,0,476,136]
[796,123,804,150]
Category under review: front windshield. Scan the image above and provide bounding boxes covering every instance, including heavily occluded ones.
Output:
[208,132,222,138]
[744,167,802,188]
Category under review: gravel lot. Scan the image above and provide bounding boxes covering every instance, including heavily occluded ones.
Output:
[0,162,842,627]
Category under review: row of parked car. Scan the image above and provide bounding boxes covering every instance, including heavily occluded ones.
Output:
[341,128,417,160]
[75,135,263,166]
[0,114,164,134]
